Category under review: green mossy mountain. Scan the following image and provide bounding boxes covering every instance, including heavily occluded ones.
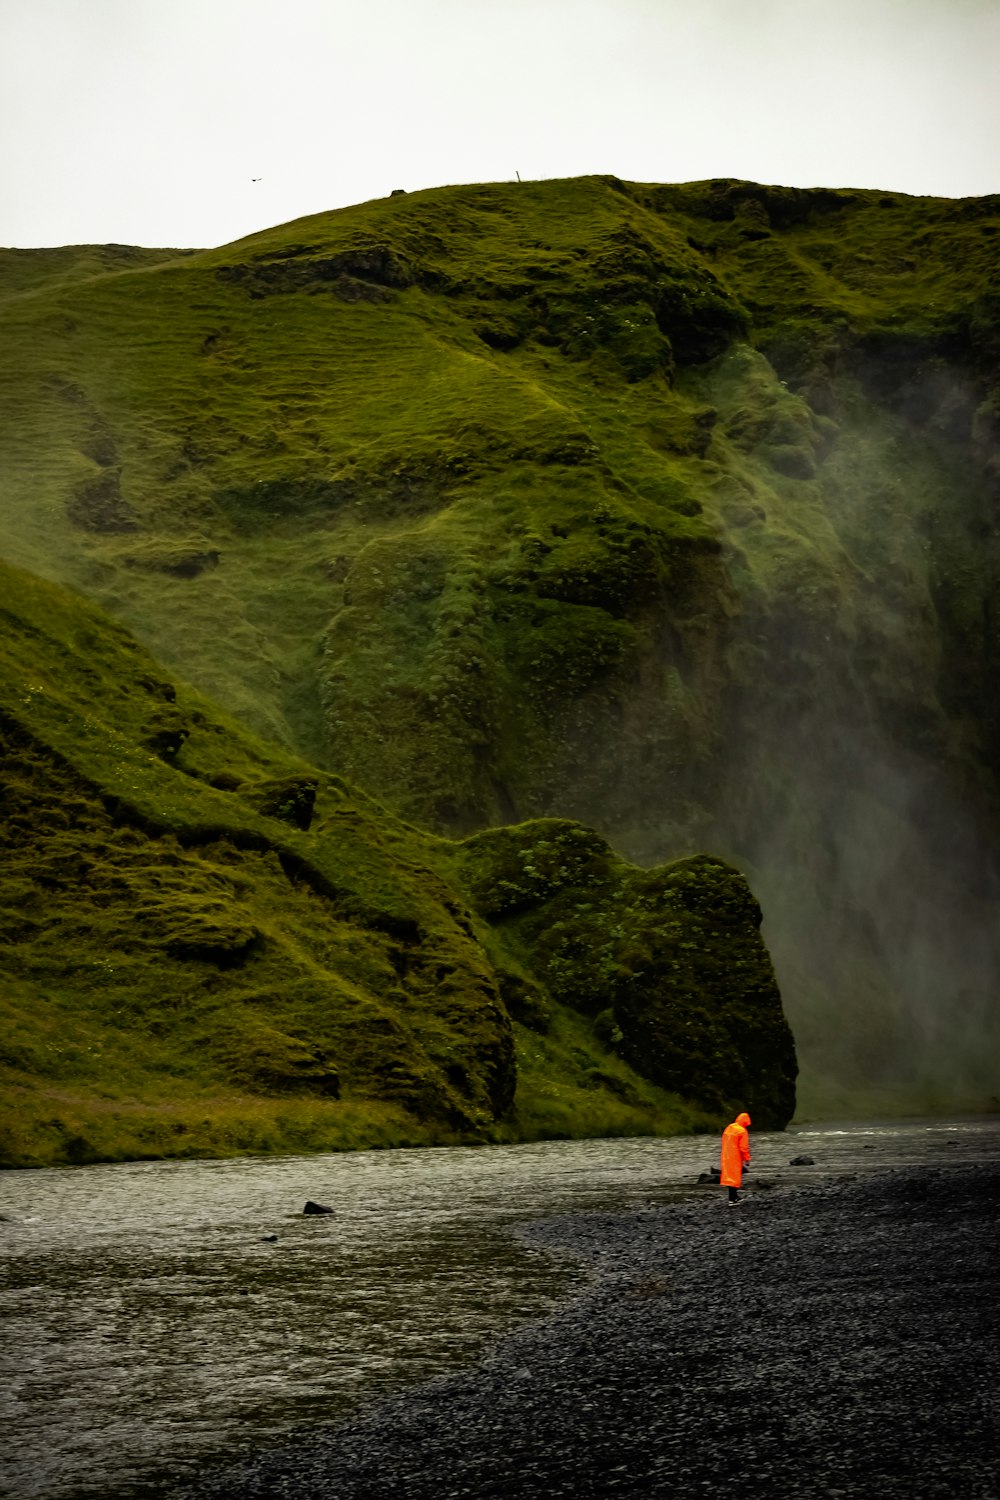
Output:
[1,174,999,1122]
[0,559,793,1166]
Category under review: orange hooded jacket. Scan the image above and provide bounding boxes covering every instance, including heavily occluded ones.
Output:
[720,1112,752,1187]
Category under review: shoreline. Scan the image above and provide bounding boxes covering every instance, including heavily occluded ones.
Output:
[174,1162,1000,1499]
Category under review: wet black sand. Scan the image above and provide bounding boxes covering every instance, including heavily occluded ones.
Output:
[182,1164,1000,1499]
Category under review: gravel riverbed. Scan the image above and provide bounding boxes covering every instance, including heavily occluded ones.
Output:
[180,1164,999,1500]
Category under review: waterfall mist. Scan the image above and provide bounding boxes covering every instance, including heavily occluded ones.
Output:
[699,372,1000,1116]
[725,710,1000,1116]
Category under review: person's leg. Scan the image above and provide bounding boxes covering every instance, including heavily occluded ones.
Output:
[728,1186,740,1203]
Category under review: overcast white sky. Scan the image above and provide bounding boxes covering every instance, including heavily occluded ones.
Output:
[2,0,998,250]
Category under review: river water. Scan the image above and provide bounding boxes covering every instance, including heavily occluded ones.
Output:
[2,1117,998,1500]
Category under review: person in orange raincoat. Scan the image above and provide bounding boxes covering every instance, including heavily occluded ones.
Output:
[720,1112,751,1204]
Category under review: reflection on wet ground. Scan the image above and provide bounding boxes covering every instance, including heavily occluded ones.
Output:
[2,1118,998,1498]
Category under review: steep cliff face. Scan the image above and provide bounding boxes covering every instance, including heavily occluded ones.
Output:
[0,561,791,1166]
[0,176,997,1116]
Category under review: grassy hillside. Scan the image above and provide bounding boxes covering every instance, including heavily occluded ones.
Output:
[0,175,998,1117]
[0,559,795,1167]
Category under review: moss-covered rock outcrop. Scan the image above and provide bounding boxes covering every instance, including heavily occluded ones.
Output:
[452,824,795,1128]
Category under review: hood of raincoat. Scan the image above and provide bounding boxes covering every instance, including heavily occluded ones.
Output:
[735,1112,751,1127]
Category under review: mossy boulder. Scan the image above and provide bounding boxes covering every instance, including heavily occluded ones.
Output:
[452,825,796,1128]
[608,858,796,1128]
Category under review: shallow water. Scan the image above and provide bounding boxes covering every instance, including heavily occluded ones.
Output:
[2,1117,998,1500]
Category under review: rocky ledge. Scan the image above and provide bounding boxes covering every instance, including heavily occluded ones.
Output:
[180,1164,999,1499]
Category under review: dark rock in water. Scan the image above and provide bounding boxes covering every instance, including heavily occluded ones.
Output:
[303,1201,333,1215]
[261,1234,279,1242]
[697,1168,721,1183]
[790,1154,815,1165]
